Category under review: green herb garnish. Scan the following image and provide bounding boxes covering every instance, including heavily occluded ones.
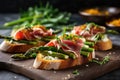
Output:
[106,30,119,34]
[72,69,80,75]
[91,56,110,65]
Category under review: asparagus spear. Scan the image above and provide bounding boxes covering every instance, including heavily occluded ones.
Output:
[11,54,34,60]
[80,51,90,57]
[11,47,38,60]
[11,52,37,60]
[106,30,119,34]
[65,52,76,59]
[43,51,69,59]
[81,46,94,52]
[4,13,44,27]
[0,35,12,40]
[80,46,94,57]
[84,41,95,47]
[24,47,39,56]
[23,46,65,58]
[0,35,37,45]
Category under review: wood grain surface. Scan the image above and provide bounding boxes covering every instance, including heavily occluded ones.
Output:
[0,44,120,80]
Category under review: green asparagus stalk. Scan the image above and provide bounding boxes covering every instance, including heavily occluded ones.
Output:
[11,47,38,60]
[0,35,38,45]
[11,54,33,60]
[24,46,63,57]
[81,46,94,52]
[80,51,90,57]
[38,46,76,59]
[106,30,119,34]
[24,47,39,56]
[0,35,12,40]
[84,41,95,47]
[4,15,43,27]
[43,51,69,59]
[11,52,37,60]
[80,46,94,57]
[65,52,76,59]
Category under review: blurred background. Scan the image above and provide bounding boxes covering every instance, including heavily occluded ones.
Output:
[0,0,120,13]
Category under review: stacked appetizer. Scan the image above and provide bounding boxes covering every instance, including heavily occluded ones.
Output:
[0,25,55,53]
[33,33,95,70]
[71,23,112,50]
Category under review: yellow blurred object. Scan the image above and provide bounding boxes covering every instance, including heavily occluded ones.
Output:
[108,18,120,27]
[84,8,109,16]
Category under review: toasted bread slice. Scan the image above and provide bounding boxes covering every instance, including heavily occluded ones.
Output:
[0,40,46,53]
[33,52,94,70]
[95,38,112,51]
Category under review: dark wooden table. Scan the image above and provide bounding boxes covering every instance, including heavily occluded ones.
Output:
[0,14,120,80]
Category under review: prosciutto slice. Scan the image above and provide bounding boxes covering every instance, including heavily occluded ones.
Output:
[71,25,105,38]
[45,38,84,58]
[14,25,53,40]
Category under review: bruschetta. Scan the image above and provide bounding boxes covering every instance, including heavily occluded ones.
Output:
[33,34,95,70]
[71,23,112,50]
[0,25,55,53]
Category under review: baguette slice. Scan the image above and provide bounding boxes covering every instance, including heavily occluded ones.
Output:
[0,40,46,53]
[33,52,94,70]
[94,38,112,51]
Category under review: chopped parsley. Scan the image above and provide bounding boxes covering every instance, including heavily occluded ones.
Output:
[72,69,80,75]
[91,56,110,65]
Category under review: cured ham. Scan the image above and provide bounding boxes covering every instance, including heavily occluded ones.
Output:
[45,34,85,58]
[13,25,53,40]
[71,23,105,38]
[71,23,112,50]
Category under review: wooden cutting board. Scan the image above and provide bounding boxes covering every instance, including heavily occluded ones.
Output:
[0,45,120,80]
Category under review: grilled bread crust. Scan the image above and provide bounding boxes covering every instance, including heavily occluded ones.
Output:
[95,38,112,51]
[0,40,46,53]
[33,53,93,70]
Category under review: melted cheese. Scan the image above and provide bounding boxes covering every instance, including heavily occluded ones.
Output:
[0,40,11,51]
[102,35,109,42]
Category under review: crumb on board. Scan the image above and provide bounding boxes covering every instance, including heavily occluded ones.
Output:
[107,52,112,56]
[67,74,71,78]
[62,74,71,80]
[53,71,56,73]
[108,52,112,55]
[14,76,17,79]
[85,64,89,67]
[95,57,99,60]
